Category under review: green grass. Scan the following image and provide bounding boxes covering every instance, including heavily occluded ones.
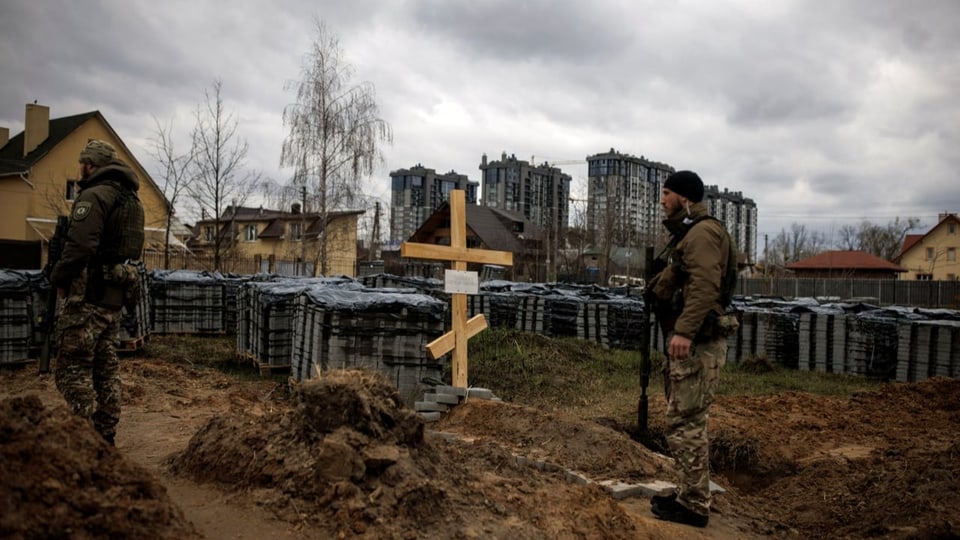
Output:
[717,357,884,396]
[138,330,886,410]
[468,329,885,411]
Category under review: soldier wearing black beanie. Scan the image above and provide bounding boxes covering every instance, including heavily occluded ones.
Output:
[663,170,704,203]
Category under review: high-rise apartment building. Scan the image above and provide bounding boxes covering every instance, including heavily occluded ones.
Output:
[586,149,674,248]
[388,164,478,245]
[586,149,758,263]
[704,185,758,264]
[478,152,571,235]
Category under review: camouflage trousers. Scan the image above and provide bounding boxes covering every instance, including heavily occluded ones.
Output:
[662,335,726,516]
[54,298,123,440]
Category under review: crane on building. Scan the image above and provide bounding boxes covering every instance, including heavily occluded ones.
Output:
[530,156,587,168]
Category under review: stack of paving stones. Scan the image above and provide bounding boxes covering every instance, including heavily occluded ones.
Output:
[0,270,37,364]
[896,318,960,382]
[237,276,355,370]
[844,307,919,380]
[578,297,611,346]
[220,273,250,336]
[24,270,49,353]
[148,269,228,334]
[290,284,446,406]
[358,273,442,296]
[118,262,150,345]
[763,310,801,369]
[415,384,500,422]
[545,293,581,337]
[605,297,646,350]
[797,306,847,373]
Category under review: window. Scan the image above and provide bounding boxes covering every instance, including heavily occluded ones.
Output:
[926,247,935,260]
[289,222,302,241]
[65,180,79,200]
[916,273,933,281]
[948,247,957,262]
[947,274,957,281]
[204,226,214,242]
[949,223,956,235]
[244,224,257,242]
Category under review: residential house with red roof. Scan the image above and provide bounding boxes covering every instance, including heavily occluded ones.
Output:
[895,213,960,281]
[785,250,906,279]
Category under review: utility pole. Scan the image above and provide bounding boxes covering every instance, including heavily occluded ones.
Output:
[369,201,381,261]
[763,233,769,277]
[300,186,307,276]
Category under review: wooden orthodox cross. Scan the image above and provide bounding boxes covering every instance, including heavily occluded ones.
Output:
[401,190,513,388]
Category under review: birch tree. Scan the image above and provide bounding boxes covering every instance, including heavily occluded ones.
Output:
[281,20,392,275]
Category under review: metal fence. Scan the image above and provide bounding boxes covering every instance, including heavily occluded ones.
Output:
[738,277,960,308]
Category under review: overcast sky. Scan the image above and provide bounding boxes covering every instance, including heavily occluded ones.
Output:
[2,0,958,252]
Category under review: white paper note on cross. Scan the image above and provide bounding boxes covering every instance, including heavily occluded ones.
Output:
[401,190,513,388]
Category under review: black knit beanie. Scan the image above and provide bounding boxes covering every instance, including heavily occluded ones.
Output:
[663,170,704,202]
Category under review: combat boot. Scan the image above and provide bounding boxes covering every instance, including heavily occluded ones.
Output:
[651,497,709,528]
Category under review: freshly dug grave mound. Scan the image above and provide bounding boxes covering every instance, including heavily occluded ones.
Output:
[0,395,199,540]
[168,369,639,539]
[710,377,960,539]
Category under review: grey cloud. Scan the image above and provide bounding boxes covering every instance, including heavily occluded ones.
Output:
[407,0,633,63]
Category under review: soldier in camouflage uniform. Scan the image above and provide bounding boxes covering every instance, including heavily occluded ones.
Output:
[49,140,144,446]
[644,171,738,528]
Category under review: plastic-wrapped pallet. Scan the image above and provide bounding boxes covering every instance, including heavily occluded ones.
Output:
[148,269,227,334]
[239,276,359,370]
[845,310,905,380]
[545,291,582,338]
[797,307,846,373]
[896,319,960,382]
[290,285,446,407]
[605,297,645,350]
[578,299,609,346]
[0,270,36,364]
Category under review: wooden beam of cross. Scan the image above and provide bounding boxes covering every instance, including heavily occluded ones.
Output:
[401,190,513,388]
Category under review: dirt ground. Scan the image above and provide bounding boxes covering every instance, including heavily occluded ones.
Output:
[2,353,958,539]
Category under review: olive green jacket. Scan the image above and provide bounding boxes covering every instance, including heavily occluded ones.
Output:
[50,160,141,307]
[658,202,732,340]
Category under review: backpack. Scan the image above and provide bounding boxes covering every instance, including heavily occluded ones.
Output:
[101,183,145,263]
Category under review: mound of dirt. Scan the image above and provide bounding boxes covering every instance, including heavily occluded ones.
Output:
[709,378,960,539]
[167,370,641,539]
[0,395,199,540]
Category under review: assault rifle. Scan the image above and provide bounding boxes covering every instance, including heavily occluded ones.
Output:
[38,216,69,374]
[637,246,655,434]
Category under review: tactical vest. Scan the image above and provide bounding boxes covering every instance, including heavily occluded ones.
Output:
[101,181,145,263]
[656,215,738,309]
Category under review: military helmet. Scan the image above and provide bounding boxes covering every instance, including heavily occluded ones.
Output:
[79,139,117,167]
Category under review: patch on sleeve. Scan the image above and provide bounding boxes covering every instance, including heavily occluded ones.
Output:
[72,201,93,221]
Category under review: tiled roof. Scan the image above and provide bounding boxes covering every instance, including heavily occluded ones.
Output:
[785,250,906,272]
[897,214,959,261]
[0,112,98,175]
[901,234,923,256]
[410,203,533,253]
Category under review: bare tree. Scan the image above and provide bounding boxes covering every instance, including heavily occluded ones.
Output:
[148,115,194,269]
[856,217,920,260]
[281,20,392,276]
[769,223,827,266]
[836,224,859,251]
[186,79,260,271]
